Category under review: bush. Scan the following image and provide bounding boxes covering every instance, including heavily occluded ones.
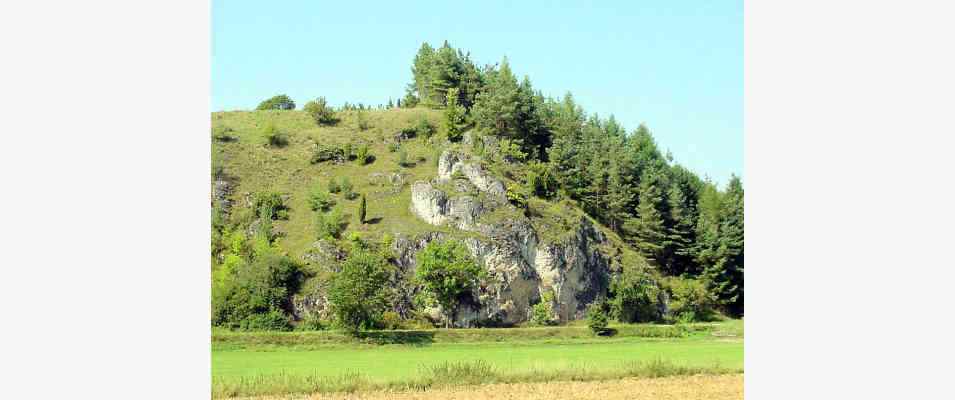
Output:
[587,301,610,335]
[379,311,402,330]
[295,315,327,331]
[239,309,292,331]
[342,142,353,160]
[212,252,301,330]
[609,269,664,323]
[356,111,371,131]
[252,191,287,220]
[387,142,400,153]
[262,123,289,147]
[355,144,370,165]
[415,240,484,328]
[443,88,466,142]
[531,290,556,326]
[328,250,394,334]
[415,118,435,138]
[499,138,526,162]
[505,183,528,209]
[308,185,335,212]
[256,94,295,110]
[526,162,558,199]
[397,149,409,168]
[357,194,367,224]
[663,278,717,322]
[341,177,356,200]
[315,207,347,239]
[328,177,342,193]
[304,97,336,125]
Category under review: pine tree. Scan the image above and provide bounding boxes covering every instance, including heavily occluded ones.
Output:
[664,184,695,275]
[472,57,521,139]
[627,171,668,265]
[444,87,466,141]
[411,43,436,105]
[358,194,367,224]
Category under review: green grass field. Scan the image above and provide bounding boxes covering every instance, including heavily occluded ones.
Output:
[212,321,742,397]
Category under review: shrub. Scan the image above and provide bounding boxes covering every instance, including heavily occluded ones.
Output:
[526,162,558,199]
[531,290,556,326]
[341,177,356,200]
[357,194,367,224]
[663,277,717,323]
[304,97,336,125]
[587,301,610,335]
[397,149,409,167]
[239,309,292,331]
[387,142,399,153]
[499,138,526,162]
[328,250,393,334]
[443,88,466,142]
[379,311,402,330]
[252,191,287,220]
[308,185,334,211]
[415,240,484,328]
[262,123,289,147]
[355,144,370,165]
[328,177,342,193]
[256,94,295,110]
[609,269,664,323]
[415,118,435,138]
[212,252,301,330]
[505,183,528,209]
[315,207,347,239]
[295,315,327,331]
[356,111,371,131]
[212,126,235,141]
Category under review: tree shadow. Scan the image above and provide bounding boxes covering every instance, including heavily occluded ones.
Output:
[356,330,436,346]
[365,217,383,225]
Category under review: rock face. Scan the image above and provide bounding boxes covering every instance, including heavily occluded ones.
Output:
[402,150,612,326]
[437,150,506,201]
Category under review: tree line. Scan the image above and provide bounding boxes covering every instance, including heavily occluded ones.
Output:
[404,41,743,317]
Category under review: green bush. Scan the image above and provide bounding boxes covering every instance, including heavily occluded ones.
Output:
[304,97,336,125]
[295,315,327,331]
[587,301,610,335]
[328,177,342,193]
[239,309,292,331]
[531,290,556,326]
[397,149,409,167]
[355,144,370,165]
[609,269,664,323]
[310,145,345,164]
[662,277,717,322]
[415,118,435,138]
[212,252,301,330]
[387,142,399,153]
[342,143,353,160]
[262,123,289,147]
[358,194,367,224]
[308,184,335,212]
[315,207,347,239]
[379,311,403,330]
[505,183,528,209]
[252,191,287,220]
[356,111,371,130]
[526,162,558,199]
[341,177,356,200]
[256,94,295,110]
[415,240,484,328]
[328,250,394,334]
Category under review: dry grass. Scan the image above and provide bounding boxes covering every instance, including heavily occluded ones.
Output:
[256,374,743,400]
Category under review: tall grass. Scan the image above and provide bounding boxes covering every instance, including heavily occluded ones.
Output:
[211,358,740,398]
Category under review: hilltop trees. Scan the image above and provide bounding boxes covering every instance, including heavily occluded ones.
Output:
[443,88,466,141]
[256,94,296,110]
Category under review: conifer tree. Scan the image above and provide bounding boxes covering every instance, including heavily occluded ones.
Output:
[443,87,466,141]
[358,194,367,224]
[627,171,668,265]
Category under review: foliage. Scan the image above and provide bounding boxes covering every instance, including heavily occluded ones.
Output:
[327,177,341,193]
[327,250,394,334]
[525,162,558,199]
[662,277,716,322]
[355,144,370,165]
[415,118,436,138]
[443,87,466,141]
[294,315,327,331]
[310,145,345,164]
[256,94,296,110]
[304,97,336,125]
[252,191,288,220]
[315,206,346,240]
[530,290,556,326]
[340,177,356,200]
[356,111,371,131]
[342,142,353,161]
[262,122,289,147]
[396,149,409,167]
[212,251,301,330]
[415,240,484,328]
[358,194,367,224]
[586,300,610,335]
[308,184,334,212]
[505,183,528,209]
[609,268,663,323]
[379,311,402,330]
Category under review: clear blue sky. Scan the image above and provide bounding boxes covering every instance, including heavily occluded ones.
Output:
[212,1,742,185]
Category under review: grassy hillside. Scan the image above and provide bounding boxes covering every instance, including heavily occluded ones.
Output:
[212,108,645,268]
[213,108,456,261]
